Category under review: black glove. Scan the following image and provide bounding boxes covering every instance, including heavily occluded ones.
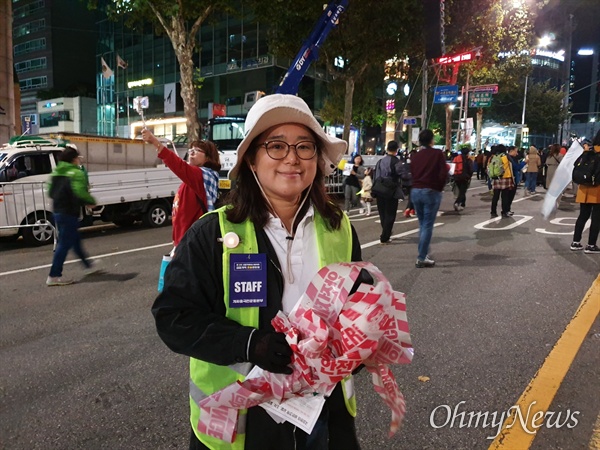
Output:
[248,330,293,374]
[349,268,375,296]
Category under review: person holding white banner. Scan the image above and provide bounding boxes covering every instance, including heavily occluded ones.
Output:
[152,94,363,450]
[570,130,600,253]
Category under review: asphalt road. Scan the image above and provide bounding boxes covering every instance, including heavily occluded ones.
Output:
[1,180,598,450]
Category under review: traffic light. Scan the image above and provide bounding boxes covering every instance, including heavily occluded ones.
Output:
[423,0,445,59]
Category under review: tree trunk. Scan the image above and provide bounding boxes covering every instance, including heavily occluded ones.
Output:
[342,77,355,146]
[177,47,200,142]
[169,26,200,143]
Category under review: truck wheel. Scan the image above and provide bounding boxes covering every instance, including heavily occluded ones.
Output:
[142,202,169,228]
[21,212,55,246]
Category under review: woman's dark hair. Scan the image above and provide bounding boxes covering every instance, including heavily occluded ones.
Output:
[354,155,363,165]
[419,129,434,146]
[549,143,560,156]
[224,138,343,231]
[190,140,221,171]
[59,146,79,163]
[593,129,600,146]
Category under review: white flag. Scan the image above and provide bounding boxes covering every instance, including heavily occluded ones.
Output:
[116,53,128,69]
[541,140,584,219]
[101,57,113,79]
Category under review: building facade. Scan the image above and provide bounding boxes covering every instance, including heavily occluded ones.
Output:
[12,0,98,135]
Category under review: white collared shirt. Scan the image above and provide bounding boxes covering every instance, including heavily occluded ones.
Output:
[264,205,319,314]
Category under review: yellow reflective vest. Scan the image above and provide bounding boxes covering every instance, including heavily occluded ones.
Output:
[189,207,356,449]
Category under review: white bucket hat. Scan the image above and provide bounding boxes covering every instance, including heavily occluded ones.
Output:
[230,94,348,178]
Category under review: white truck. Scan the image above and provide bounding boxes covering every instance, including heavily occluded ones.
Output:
[0,135,183,245]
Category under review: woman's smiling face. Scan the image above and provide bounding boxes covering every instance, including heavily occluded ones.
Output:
[250,123,318,203]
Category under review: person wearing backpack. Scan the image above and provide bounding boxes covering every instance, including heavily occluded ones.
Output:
[452,145,474,211]
[489,145,515,218]
[570,130,600,253]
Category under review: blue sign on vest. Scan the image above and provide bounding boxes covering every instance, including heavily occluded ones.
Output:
[433,85,459,104]
[229,253,267,307]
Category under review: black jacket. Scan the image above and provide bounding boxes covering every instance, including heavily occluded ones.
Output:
[152,211,363,449]
[152,212,362,364]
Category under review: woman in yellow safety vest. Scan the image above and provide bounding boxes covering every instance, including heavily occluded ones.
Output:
[152,94,363,450]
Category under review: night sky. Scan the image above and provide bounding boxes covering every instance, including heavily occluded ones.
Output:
[536,0,600,118]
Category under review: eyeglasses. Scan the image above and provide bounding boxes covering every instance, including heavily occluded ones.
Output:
[188,147,206,155]
[259,140,318,160]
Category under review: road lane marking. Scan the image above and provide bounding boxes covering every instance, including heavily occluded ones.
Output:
[535,217,589,236]
[0,242,172,277]
[489,274,600,450]
[474,215,533,230]
[513,193,541,203]
[1,221,444,275]
[589,413,600,450]
[361,223,444,249]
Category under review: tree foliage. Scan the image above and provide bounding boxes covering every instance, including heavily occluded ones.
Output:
[438,0,565,136]
[251,0,422,142]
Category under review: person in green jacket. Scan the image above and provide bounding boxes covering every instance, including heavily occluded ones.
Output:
[46,145,97,286]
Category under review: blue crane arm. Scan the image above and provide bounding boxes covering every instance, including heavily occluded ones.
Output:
[276,0,348,95]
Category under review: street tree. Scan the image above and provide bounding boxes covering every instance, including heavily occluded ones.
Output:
[90,0,231,142]
[438,0,567,138]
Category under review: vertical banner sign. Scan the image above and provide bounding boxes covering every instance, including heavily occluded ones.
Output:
[164,83,176,113]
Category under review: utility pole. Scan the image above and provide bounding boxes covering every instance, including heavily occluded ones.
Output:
[421,59,428,130]
[521,75,528,126]
[559,14,574,145]
[476,108,483,154]
[445,104,452,152]
[462,71,470,144]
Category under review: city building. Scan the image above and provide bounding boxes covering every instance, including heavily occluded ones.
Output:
[37,97,97,134]
[12,0,98,135]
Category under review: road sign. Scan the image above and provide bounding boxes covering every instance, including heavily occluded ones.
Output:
[403,117,417,125]
[469,91,492,108]
[433,85,458,103]
[471,84,499,94]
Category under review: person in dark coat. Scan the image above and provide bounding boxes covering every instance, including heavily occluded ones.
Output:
[373,140,402,244]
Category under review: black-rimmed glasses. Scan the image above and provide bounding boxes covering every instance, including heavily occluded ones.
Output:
[259,140,318,160]
[188,147,206,155]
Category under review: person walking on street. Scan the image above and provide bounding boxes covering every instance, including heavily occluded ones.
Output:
[506,146,520,214]
[152,94,363,450]
[142,130,221,249]
[489,145,515,218]
[360,167,374,216]
[402,150,416,218]
[525,146,542,194]
[545,143,563,189]
[343,154,365,213]
[570,130,600,253]
[410,129,449,268]
[452,145,473,211]
[46,145,97,286]
[374,140,402,244]
[476,151,485,180]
